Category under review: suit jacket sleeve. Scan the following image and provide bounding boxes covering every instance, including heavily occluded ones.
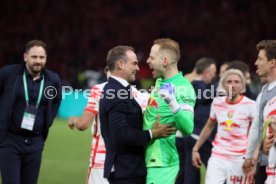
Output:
[108,100,151,147]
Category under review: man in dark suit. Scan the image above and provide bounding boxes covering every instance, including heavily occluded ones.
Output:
[100,45,175,184]
[0,40,62,184]
[178,57,217,184]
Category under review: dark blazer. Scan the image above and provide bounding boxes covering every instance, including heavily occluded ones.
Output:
[0,64,62,142]
[100,77,151,180]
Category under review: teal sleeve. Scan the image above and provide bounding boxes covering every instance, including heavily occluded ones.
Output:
[173,110,194,135]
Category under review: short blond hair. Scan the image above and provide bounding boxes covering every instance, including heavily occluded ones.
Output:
[217,69,246,94]
[153,38,180,63]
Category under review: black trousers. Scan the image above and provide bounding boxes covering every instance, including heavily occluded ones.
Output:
[0,132,44,184]
[176,136,212,184]
[255,165,267,184]
[175,137,186,184]
[108,172,146,184]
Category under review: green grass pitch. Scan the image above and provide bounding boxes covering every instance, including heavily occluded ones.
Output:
[38,118,91,184]
[0,118,206,183]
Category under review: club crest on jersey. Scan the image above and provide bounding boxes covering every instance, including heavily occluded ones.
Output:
[147,97,158,110]
[220,110,240,131]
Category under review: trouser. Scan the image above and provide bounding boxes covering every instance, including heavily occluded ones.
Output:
[266,175,276,184]
[146,165,179,184]
[206,156,248,184]
[87,168,109,184]
[255,165,267,184]
[175,137,186,184]
[108,172,145,184]
[177,136,212,184]
[0,132,44,184]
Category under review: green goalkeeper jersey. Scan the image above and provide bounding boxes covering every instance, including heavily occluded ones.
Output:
[144,72,196,167]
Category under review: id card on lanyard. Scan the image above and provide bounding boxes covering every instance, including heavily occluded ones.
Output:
[21,71,44,131]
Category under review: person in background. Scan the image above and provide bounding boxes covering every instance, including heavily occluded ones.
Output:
[0,40,62,184]
[177,57,217,184]
[193,69,256,184]
[68,66,110,184]
[219,62,231,79]
[243,40,276,184]
[226,60,257,100]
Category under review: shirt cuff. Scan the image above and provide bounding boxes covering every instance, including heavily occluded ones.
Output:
[149,130,153,139]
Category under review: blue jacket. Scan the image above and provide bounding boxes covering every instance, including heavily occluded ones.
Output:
[99,77,151,179]
[0,64,62,142]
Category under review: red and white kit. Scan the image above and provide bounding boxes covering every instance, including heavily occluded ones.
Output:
[206,95,255,184]
[263,96,276,184]
[85,83,149,184]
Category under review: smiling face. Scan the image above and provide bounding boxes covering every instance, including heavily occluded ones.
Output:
[146,44,165,79]
[24,46,47,75]
[255,49,271,79]
[122,50,139,83]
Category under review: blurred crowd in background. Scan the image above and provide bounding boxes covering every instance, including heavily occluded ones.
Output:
[0,0,275,91]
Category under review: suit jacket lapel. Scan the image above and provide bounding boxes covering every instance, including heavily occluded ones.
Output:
[108,77,141,109]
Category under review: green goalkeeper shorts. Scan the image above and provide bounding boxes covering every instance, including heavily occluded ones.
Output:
[146,165,179,184]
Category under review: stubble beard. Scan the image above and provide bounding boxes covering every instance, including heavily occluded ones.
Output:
[28,63,44,75]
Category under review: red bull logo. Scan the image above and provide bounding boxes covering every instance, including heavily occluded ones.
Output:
[147,97,158,109]
[220,121,240,131]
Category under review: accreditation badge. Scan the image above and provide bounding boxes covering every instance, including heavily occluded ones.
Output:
[21,105,37,131]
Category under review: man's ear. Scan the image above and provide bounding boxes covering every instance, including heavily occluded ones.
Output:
[23,53,27,62]
[115,60,124,70]
[202,69,208,78]
[269,59,276,68]
[271,59,276,65]
[163,58,169,67]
